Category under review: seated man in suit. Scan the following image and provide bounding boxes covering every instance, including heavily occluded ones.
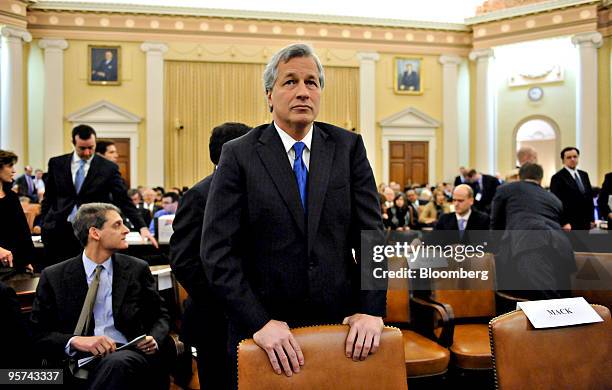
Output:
[149,192,178,236]
[434,184,490,244]
[30,203,170,390]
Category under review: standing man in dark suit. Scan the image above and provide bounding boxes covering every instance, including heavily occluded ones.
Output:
[491,163,575,299]
[30,203,170,390]
[598,172,612,225]
[41,125,157,268]
[453,166,468,187]
[434,184,490,244]
[466,169,499,214]
[550,147,594,231]
[202,43,386,381]
[170,122,250,389]
[15,165,38,202]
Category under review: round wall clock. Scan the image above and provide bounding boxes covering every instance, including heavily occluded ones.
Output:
[528,86,543,101]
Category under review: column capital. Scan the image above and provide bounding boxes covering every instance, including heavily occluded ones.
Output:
[357,52,380,62]
[571,32,603,49]
[439,55,462,66]
[0,26,32,43]
[38,38,68,50]
[468,48,494,61]
[140,42,168,54]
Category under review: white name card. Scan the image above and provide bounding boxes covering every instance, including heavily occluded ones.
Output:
[517,297,604,329]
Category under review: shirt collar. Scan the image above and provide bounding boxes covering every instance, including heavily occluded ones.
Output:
[72,151,95,165]
[82,251,113,278]
[274,121,313,154]
[456,208,472,222]
[564,166,578,176]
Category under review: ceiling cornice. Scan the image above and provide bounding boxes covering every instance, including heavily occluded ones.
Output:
[465,0,599,25]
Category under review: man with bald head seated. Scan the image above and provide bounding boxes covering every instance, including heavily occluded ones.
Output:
[170,122,251,389]
[434,184,490,244]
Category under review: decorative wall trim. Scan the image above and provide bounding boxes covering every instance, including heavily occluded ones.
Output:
[30,1,469,31]
[465,0,598,25]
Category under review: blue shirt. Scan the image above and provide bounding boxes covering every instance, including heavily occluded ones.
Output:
[149,209,174,234]
[65,253,128,355]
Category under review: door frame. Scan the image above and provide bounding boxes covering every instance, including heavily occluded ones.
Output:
[383,128,437,186]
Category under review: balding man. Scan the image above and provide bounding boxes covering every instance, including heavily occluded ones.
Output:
[506,146,538,182]
[434,184,490,244]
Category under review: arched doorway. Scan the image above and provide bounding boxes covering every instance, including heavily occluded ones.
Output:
[514,117,560,187]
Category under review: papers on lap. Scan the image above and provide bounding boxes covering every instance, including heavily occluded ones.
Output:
[77,334,146,367]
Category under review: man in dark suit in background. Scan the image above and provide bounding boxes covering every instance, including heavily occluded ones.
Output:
[597,172,612,226]
[16,165,38,202]
[170,122,250,389]
[453,166,468,187]
[435,184,490,244]
[41,125,157,267]
[466,169,499,214]
[550,147,594,231]
[30,203,170,390]
[202,43,386,381]
[491,163,575,300]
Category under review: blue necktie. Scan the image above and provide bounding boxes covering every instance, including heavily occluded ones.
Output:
[292,142,308,213]
[458,218,466,239]
[574,172,585,194]
[68,160,86,222]
[75,160,86,194]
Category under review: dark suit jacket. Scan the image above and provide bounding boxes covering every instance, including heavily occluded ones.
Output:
[453,175,465,187]
[41,154,145,232]
[16,174,37,201]
[598,172,612,224]
[0,282,32,367]
[550,168,594,230]
[30,253,169,363]
[202,122,386,337]
[471,174,499,214]
[490,181,576,285]
[434,208,490,245]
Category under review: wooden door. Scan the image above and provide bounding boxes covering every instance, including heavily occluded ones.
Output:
[108,138,131,186]
[389,141,428,189]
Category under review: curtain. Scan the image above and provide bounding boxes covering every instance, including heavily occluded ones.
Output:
[164,61,359,188]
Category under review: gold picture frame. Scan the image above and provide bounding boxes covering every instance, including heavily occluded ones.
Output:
[394,56,423,95]
[88,45,121,85]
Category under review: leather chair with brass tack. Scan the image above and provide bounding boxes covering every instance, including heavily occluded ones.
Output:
[238,325,407,390]
[489,304,611,390]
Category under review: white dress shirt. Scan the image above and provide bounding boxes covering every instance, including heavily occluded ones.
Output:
[71,152,94,184]
[274,122,313,171]
[455,209,472,228]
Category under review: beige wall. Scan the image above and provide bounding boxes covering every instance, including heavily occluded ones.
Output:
[374,53,444,184]
[598,36,612,184]
[62,40,147,185]
[495,38,576,179]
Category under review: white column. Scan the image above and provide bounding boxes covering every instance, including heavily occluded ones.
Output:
[140,42,168,187]
[0,26,32,169]
[469,48,496,174]
[572,32,602,179]
[38,39,68,163]
[439,55,462,182]
[357,52,380,180]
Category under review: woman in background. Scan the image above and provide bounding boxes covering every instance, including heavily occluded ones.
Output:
[419,189,451,227]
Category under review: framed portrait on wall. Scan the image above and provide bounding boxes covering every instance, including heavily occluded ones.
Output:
[88,45,121,85]
[394,57,422,95]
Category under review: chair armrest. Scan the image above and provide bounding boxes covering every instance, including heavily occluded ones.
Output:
[410,296,454,348]
[495,291,528,315]
[495,291,528,303]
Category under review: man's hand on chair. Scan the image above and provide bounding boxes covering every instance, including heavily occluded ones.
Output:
[253,320,304,377]
[343,314,384,361]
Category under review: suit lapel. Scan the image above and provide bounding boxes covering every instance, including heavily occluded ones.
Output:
[80,155,101,194]
[111,254,130,317]
[256,124,306,235]
[60,154,77,196]
[307,125,335,255]
[65,255,88,310]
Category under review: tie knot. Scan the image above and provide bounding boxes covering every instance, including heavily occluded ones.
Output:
[94,265,104,276]
[79,159,86,168]
[293,142,306,158]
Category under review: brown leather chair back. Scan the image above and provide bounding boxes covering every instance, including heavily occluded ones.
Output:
[386,257,411,323]
[572,252,612,309]
[238,325,407,390]
[489,305,611,390]
[432,253,496,318]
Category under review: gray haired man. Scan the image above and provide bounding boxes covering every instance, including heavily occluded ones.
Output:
[202,43,386,383]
